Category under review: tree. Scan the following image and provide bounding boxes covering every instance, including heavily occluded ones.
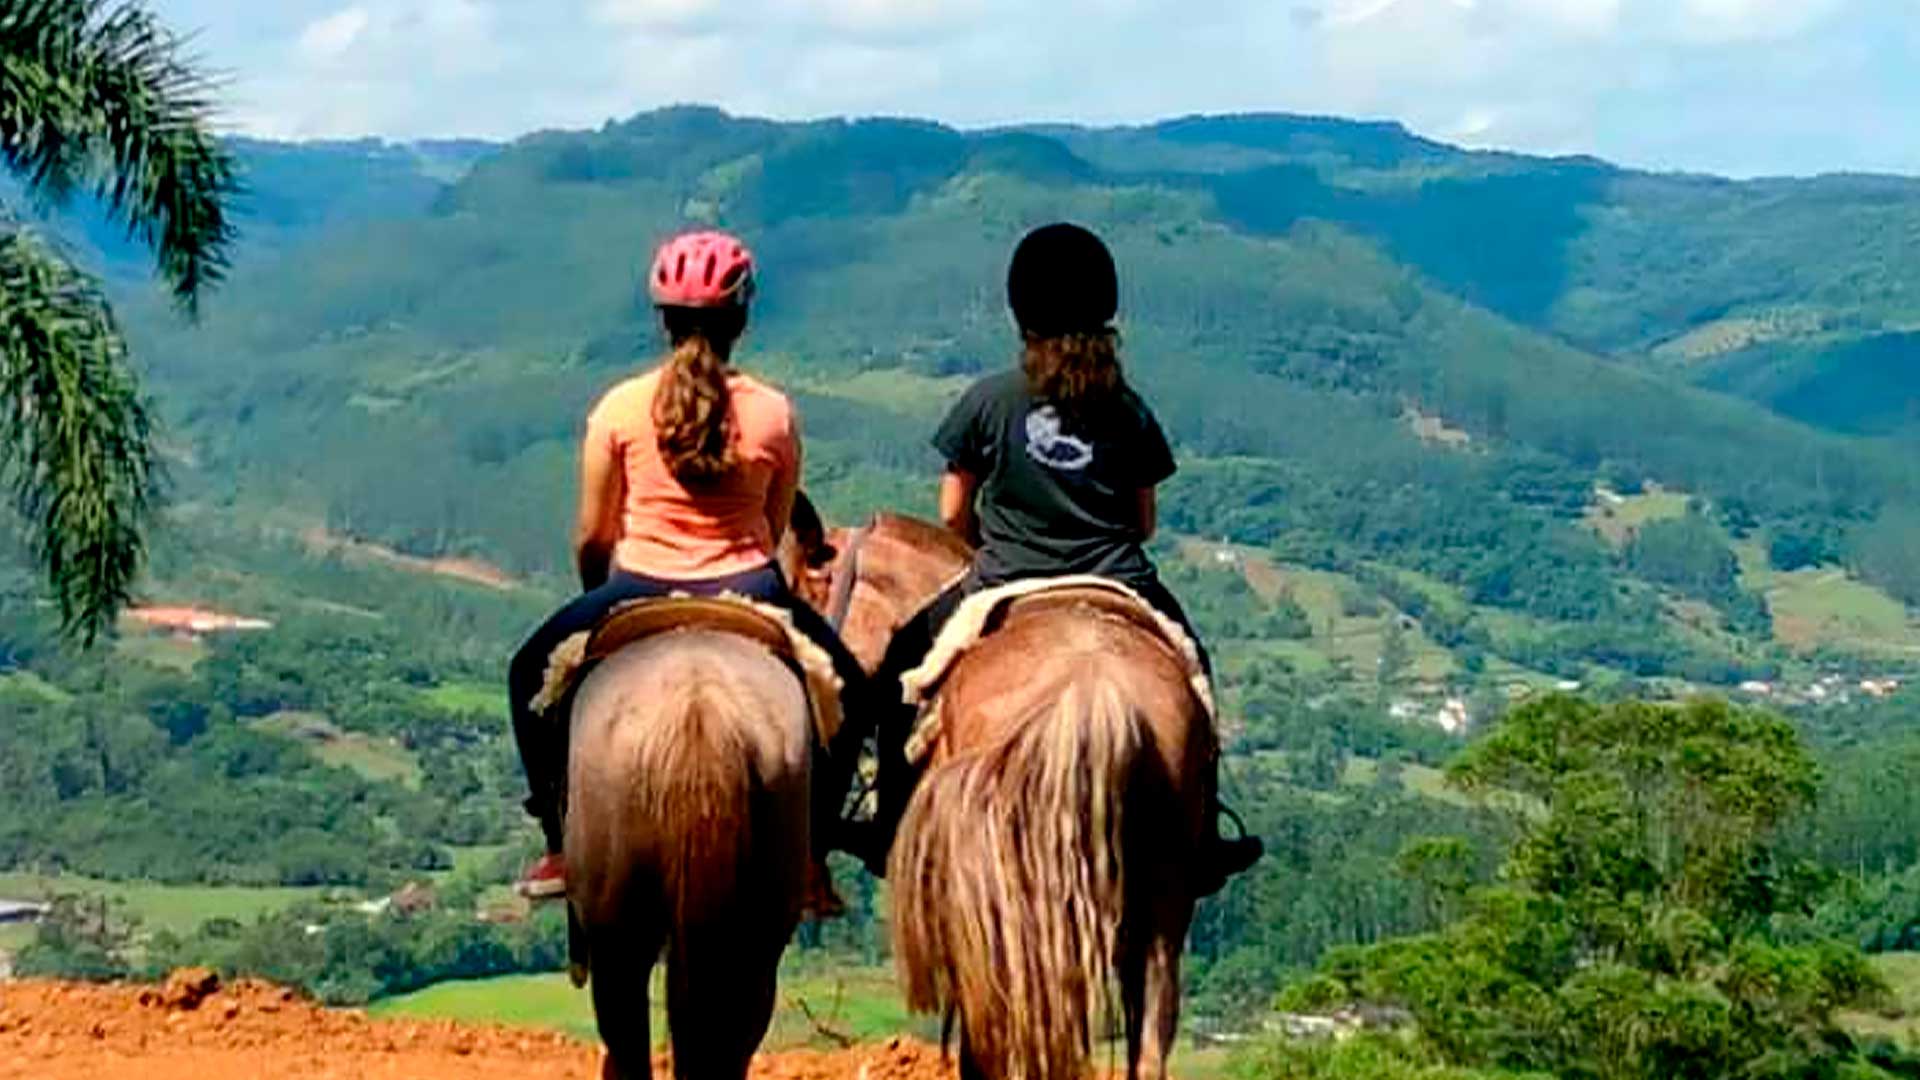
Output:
[1853,509,1920,607]
[14,893,137,980]
[1378,618,1412,691]
[1279,697,1891,1079]
[1627,515,1740,602]
[1,0,236,641]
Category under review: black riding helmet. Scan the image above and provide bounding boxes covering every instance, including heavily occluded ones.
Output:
[1006,223,1118,337]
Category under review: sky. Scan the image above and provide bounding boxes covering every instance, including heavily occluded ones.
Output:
[156,0,1920,178]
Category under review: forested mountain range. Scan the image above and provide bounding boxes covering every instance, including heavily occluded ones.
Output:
[41,104,1905,696]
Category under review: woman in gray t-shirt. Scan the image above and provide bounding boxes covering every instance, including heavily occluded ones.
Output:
[858,223,1262,895]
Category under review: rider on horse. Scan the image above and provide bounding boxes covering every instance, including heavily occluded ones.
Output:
[865,222,1264,896]
[507,230,867,903]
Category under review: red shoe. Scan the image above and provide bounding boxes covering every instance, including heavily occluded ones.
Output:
[515,853,567,901]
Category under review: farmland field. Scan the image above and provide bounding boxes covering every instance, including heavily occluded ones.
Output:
[0,873,325,936]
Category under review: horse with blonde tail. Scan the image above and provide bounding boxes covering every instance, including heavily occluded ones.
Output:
[565,615,819,1080]
[889,592,1215,1080]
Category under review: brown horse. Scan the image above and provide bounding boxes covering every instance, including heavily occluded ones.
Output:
[784,505,974,836]
[565,620,815,1080]
[560,495,960,1080]
[787,507,973,668]
[889,590,1214,1080]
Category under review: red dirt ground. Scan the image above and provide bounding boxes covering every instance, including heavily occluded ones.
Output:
[0,971,955,1080]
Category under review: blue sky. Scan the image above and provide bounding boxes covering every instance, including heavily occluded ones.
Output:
[156,0,1920,178]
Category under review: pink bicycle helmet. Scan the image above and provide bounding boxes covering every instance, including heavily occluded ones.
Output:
[648,230,756,308]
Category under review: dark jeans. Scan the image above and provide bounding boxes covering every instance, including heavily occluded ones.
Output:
[508,563,869,853]
[859,570,1212,856]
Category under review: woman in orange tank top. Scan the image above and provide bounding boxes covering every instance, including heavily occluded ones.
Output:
[506,230,867,902]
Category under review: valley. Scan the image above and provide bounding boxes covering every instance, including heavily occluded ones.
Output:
[4,104,1920,1078]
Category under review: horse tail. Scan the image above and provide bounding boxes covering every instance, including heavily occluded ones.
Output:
[629,679,758,954]
[890,665,1142,1080]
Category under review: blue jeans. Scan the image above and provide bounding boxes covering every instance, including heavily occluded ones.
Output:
[508,563,868,852]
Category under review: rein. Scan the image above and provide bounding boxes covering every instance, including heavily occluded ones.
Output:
[826,524,872,633]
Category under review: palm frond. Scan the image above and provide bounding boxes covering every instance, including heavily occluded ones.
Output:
[0,223,156,643]
[0,0,238,310]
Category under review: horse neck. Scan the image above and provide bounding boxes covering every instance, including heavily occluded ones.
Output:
[837,529,971,669]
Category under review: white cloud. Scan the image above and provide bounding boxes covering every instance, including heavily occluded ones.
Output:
[1666,0,1844,42]
[1516,0,1622,34]
[786,0,989,39]
[296,6,369,61]
[788,41,944,106]
[593,0,728,30]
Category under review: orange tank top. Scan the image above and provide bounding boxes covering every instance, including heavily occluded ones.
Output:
[585,369,800,581]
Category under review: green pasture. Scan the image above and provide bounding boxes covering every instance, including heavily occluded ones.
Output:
[370,963,927,1049]
[0,872,326,936]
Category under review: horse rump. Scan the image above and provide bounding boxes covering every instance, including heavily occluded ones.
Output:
[565,637,810,1080]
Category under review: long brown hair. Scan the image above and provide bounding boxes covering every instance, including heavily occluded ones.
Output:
[653,304,747,484]
[1021,327,1123,414]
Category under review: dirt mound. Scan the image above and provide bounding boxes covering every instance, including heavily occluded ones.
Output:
[0,973,955,1080]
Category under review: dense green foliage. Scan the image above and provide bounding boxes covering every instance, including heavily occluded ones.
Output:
[1273,697,1899,1078]
[0,646,511,886]
[17,881,569,1006]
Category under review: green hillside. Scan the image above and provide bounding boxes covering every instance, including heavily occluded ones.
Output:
[1697,329,1920,437]
[63,107,1906,693]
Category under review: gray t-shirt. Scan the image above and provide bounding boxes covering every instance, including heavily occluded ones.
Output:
[933,370,1176,585]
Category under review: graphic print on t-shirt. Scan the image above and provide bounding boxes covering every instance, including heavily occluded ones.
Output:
[1023,405,1095,471]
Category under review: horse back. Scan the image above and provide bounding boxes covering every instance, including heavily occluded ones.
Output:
[937,603,1213,785]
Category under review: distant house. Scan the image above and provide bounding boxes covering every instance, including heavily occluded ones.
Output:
[124,605,272,638]
[1434,698,1471,735]
[0,899,51,925]
[354,882,439,918]
[391,882,438,915]
[1271,1004,1413,1042]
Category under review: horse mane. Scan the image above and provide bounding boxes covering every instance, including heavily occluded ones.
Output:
[869,511,974,567]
